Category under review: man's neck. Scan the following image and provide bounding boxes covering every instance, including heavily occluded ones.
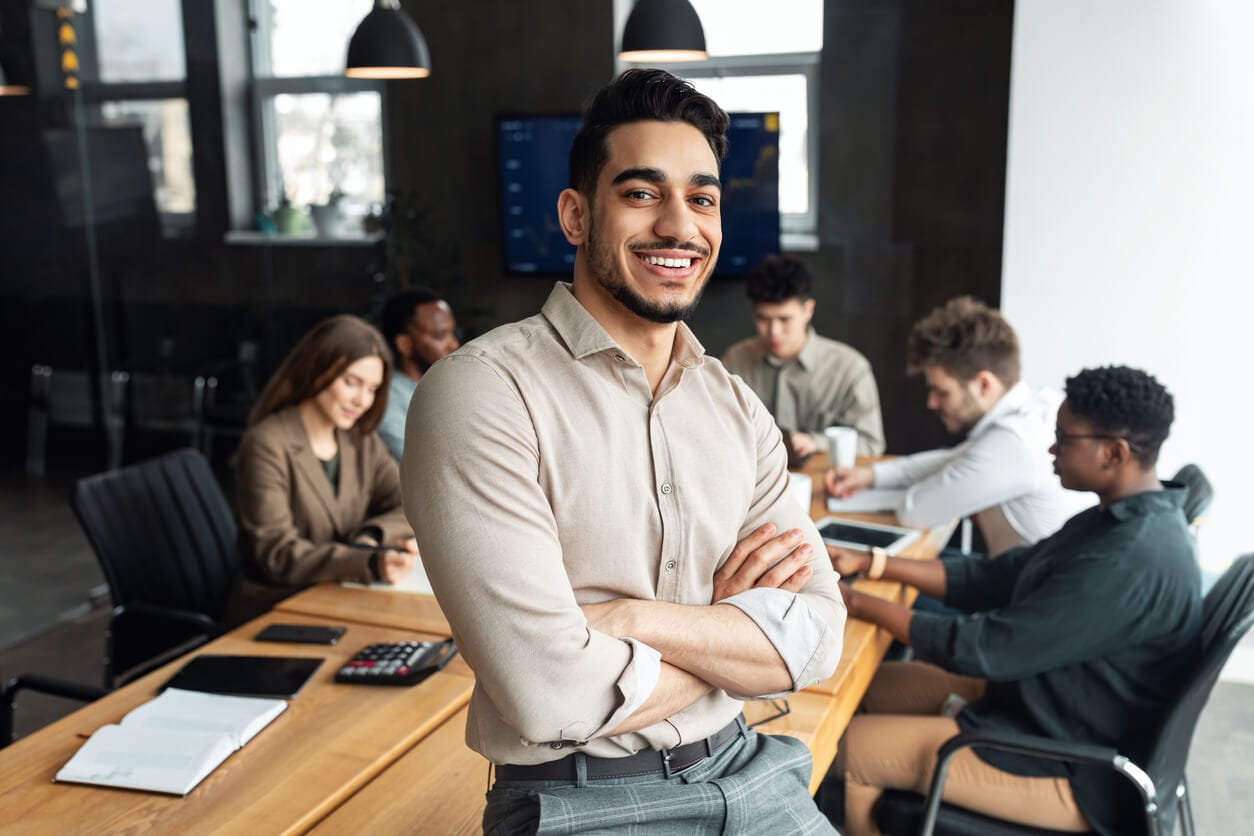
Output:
[572,278,678,394]
[766,333,808,365]
[397,362,423,383]
[1096,469,1163,508]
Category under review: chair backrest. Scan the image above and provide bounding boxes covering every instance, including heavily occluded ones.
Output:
[1142,554,1254,821]
[1171,464,1215,525]
[71,448,240,621]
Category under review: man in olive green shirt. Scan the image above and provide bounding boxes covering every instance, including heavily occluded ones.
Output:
[722,255,885,461]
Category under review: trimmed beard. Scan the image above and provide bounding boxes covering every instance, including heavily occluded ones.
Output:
[585,216,711,325]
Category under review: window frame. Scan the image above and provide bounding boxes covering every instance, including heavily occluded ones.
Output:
[645,52,820,247]
[246,0,391,220]
[65,1,198,236]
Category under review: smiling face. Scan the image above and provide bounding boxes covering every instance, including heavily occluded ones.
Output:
[309,355,384,431]
[561,120,722,324]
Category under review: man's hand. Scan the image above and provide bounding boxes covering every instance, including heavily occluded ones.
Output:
[712,523,813,602]
[825,465,875,497]
[789,431,819,460]
[838,579,870,622]
[827,544,871,577]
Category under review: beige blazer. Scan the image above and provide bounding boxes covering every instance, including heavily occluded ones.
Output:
[226,406,412,624]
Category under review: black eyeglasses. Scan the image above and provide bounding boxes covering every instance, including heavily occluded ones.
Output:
[1054,429,1145,452]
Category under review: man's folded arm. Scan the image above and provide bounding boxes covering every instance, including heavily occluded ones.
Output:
[403,356,691,745]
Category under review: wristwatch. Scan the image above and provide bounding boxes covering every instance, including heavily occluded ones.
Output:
[867,546,888,580]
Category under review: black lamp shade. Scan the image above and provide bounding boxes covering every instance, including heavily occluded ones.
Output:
[620,0,708,63]
[346,1,431,79]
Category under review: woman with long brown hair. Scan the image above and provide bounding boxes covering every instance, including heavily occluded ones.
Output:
[226,314,416,623]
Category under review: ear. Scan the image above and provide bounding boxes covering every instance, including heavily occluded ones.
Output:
[1106,438,1132,468]
[971,370,999,399]
[801,298,816,322]
[557,188,589,246]
[394,334,412,357]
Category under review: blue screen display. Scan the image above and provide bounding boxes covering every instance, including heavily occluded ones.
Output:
[497,113,780,278]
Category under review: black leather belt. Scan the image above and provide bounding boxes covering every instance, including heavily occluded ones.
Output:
[496,716,745,782]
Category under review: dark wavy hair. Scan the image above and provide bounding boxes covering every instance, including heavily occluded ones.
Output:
[906,296,1020,386]
[746,255,811,303]
[1064,365,1174,466]
[568,69,729,199]
[247,315,392,434]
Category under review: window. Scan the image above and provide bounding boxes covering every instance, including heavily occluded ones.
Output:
[71,0,195,233]
[614,0,823,246]
[250,0,386,228]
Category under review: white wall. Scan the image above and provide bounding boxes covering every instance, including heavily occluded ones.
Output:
[1002,0,1254,572]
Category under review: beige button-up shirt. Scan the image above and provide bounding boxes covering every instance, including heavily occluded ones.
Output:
[722,330,886,456]
[403,284,845,765]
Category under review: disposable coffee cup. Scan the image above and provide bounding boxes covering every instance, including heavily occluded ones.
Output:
[788,471,813,512]
[824,426,858,470]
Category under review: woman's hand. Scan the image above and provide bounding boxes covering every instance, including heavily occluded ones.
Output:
[377,538,418,584]
[824,465,874,498]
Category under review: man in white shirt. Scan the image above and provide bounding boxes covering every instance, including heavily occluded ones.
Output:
[825,296,1087,556]
[376,288,459,460]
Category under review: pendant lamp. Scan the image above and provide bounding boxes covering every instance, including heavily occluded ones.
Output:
[346,0,431,79]
[619,0,708,63]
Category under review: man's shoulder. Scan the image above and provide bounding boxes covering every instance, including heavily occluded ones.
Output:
[442,313,556,369]
[808,333,871,368]
[720,336,762,368]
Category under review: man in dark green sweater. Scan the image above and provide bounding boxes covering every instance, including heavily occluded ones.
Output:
[832,365,1200,836]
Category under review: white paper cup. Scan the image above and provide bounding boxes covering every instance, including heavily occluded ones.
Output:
[788,472,813,511]
[824,426,858,470]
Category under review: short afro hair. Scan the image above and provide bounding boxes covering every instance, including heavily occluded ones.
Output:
[1064,365,1174,466]
[746,255,811,303]
[380,287,444,358]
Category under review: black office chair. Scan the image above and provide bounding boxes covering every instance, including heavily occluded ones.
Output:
[1171,464,1215,529]
[71,448,241,687]
[872,554,1254,836]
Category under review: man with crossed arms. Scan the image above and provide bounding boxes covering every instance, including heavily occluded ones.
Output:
[404,70,844,833]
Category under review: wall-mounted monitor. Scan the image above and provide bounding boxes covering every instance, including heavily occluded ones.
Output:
[496,112,780,278]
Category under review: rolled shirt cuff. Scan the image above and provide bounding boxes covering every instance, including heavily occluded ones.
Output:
[719,587,829,697]
[559,636,661,744]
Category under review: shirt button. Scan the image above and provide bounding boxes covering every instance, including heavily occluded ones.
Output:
[660,483,672,495]
[614,354,626,362]
[665,560,676,572]
[550,741,563,750]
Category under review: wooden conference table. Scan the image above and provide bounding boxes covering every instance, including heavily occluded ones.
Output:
[0,455,950,834]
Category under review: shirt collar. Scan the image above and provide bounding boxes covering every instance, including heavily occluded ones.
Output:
[968,380,1031,438]
[1106,483,1187,521]
[540,281,707,369]
[765,327,818,371]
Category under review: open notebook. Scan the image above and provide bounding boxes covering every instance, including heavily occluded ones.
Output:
[825,487,906,514]
[343,555,434,595]
[55,688,287,795]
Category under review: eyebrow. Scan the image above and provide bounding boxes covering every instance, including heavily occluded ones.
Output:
[611,167,722,190]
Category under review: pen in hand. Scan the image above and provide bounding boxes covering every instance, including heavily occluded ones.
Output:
[340,541,411,554]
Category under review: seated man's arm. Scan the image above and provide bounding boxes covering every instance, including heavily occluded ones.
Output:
[881,427,1040,529]
[911,550,1158,680]
[841,545,1034,644]
[597,386,847,699]
[404,356,694,746]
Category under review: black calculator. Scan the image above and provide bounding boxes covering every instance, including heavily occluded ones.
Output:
[334,638,458,686]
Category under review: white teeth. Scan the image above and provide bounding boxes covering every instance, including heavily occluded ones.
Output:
[643,255,692,268]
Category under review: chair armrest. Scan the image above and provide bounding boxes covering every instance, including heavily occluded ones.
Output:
[2,674,110,747]
[113,602,222,636]
[921,729,1157,835]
